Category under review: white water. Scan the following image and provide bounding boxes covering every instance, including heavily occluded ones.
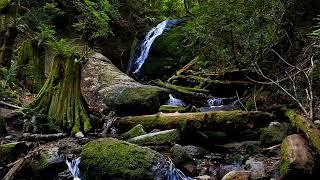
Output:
[133,20,178,74]
[166,94,186,106]
[207,98,224,107]
[66,157,81,180]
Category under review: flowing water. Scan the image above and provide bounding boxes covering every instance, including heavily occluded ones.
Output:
[166,94,186,106]
[133,20,179,74]
[207,98,224,107]
[66,157,81,180]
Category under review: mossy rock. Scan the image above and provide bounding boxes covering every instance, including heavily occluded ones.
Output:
[128,129,181,146]
[0,0,10,11]
[122,124,146,140]
[104,86,168,115]
[0,142,27,166]
[80,138,168,180]
[260,123,288,145]
[170,144,194,167]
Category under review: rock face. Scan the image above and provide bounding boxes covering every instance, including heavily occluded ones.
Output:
[280,134,314,179]
[81,53,168,115]
[80,138,169,180]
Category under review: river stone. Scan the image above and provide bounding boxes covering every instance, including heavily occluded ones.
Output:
[128,129,181,146]
[245,158,266,179]
[280,134,314,179]
[222,171,251,180]
[122,124,146,140]
[80,138,169,180]
[81,53,168,115]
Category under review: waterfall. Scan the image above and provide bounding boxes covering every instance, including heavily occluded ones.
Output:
[166,94,186,106]
[66,157,81,180]
[207,98,224,107]
[133,20,179,74]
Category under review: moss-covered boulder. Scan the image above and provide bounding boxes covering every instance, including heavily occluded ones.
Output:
[122,124,146,140]
[80,138,169,180]
[81,53,168,115]
[280,134,314,179]
[128,129,181,146]
[0,142,27,166]
[0,0,10,11]
[259,122,288,145]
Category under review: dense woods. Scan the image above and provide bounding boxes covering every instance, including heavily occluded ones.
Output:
[1,0,320,179]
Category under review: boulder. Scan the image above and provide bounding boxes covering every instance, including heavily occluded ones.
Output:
[222,171,251,180]
[128,129,181,146]
[122,124,146,140]
[80,138,169,180]
[0,142,28,165]
[81,53,168,115]
[280,134,314,179]
[170,144,196,175]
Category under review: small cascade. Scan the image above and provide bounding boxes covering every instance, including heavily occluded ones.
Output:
[207,98,224,107]
[66,157,81,180]
[165,160,192,180]
[132,20,179,74]
[166,94,186,107]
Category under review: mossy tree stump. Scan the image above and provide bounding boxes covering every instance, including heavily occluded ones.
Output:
[32,44,91,134]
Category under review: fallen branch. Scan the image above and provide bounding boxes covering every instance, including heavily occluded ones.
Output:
[19,133,67,141]
[0,101,23,110]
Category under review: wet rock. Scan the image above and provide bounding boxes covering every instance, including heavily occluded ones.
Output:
[0,142,28,165]
[280,134,314,179]
[75,132,84,138]
[170,144,195,169]
[80,138,169,179]
[245,158,266,179]
[30,146,66,178]
[222,171,251,180]
[259,122,288,145]
[122,124,146,140]
[128,129,181,146]
[182,145,207,157]
[81,53,168,115]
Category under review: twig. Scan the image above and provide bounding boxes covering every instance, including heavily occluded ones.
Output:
[235,90,248,112]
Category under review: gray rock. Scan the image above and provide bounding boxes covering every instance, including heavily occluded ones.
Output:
[182,145,208,157]
[75,132,84,138]
[245,158,266,179]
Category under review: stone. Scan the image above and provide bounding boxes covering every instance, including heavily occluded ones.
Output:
[245,158,266,179]
[80,138,170,179]
[222,171,251,180]
[182,145,207,157]
[75,132,84,138]
[170,144,194,167]
[128,129,181,146]
[280,134,314,179]
[122,124,146,140]
[81,53,168,115]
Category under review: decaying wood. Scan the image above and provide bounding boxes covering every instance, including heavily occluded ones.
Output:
[117,111,274,132]
[3,147,43,180]
[19,133,67,141]
[285,110,320,151]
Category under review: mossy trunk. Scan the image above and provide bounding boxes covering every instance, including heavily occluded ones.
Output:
[116,111,274,133]
[16,39,45,93]
[0,0,18,68]
[32,55,91,134]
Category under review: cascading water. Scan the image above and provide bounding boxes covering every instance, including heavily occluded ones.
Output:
[132,20,179,74]
[166,94,186,106]
[207,98,224,107]
[66,157,81,180]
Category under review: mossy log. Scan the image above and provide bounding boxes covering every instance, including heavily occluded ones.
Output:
[16,39,45,93]
[32,54,91,134]
[116,111,274,133]
[285,110,320,151]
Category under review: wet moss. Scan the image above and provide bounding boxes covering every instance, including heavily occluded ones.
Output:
[80,138,161,179]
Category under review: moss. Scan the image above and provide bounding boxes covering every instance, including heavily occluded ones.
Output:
[0,0,10,11]
[280,141,291,176]
[159,105,186,113]
[128,129,181,145]
[122,124,146,140]
[260,125,287,145]
[0,143,17,165]
[80,138,161,179]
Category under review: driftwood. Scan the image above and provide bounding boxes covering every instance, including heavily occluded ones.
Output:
[3,147,43,180]
[19,133,67,141]
[285,110,320,151]
[117,111,274,132]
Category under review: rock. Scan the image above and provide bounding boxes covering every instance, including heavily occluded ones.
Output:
[245,158,266,179]
[80,138,169,179]
[222,171,251,180]
[75,132,84,138]
[259,122,288,145]
[280,134,314,179]
[181,145,207,157]
[30,146,66,178]
[0,142,28,165]
[314,120,320,128]
[0,116,6,134]
[170,144,194,167]
[128,129,181,146]
[122,124,146,140]
[81,53,168,115]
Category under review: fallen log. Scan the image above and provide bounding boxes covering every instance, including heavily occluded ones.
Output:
[19,133,67,142]
[116,111,274,133]
[285,110,320,151]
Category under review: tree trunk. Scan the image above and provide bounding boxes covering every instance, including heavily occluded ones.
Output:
[32,54,91,134]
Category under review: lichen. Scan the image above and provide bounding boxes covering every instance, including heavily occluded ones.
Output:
[80,138,160,179]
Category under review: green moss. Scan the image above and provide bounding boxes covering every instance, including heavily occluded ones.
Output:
[170,144,194,167]
[128,129,181,145]
[260,125,287,145]
[80,138,161,179]
[122,124,146,140]
[0,0,10,11]
[280,141,291,175]
[0,143,17,165]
